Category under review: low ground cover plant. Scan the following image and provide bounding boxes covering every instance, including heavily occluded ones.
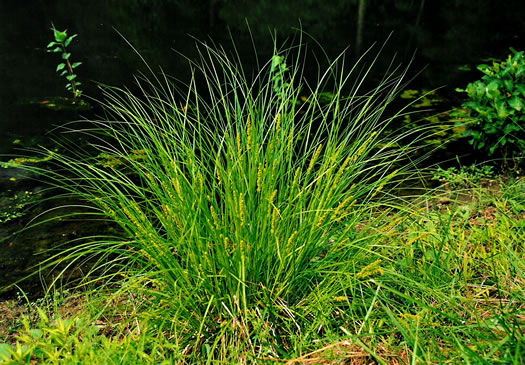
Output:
[431,163,495,189]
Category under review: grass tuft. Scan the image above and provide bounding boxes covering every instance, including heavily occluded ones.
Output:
[2,35,522,363]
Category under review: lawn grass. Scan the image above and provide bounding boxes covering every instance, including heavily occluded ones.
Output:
[0,37,523,363]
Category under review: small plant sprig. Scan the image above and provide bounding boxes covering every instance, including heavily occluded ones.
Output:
[431,163,495,189]
[270,53,290,102]
[47,24,83,99]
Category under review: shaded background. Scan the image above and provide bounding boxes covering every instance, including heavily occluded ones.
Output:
[1,0,524,153]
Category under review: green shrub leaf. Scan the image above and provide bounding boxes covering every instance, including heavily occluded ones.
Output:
[508,96,523,111]
[477,64,493,76]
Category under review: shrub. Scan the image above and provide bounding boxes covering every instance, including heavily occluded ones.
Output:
[457,48,525,164]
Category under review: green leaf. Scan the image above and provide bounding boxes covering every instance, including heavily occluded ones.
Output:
[47,41,58,48]
[64,34,78,47]
[495,100,508,119]
[29,329,44,339]
[36,306,49,325]
[71,62,82,68]
[66,74,77,81]
[0,344,12,361]
[48,46,62,53]
[486,80,500,99]
[74,82,82,86]
[56,63,66,72]
[474,82,486,98]
[517,84,525,97]
[271,55,284,71]
[477,64,493,76]
[504,122,519,133]
[503,79,513,91]
[60,70,68,76]
[508,96,523,111]
[53,28,68,43]
[62,52,71,60]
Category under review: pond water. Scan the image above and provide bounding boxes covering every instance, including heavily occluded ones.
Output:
[1,0,523,298]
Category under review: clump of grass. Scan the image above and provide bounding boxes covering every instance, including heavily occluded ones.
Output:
[2,175,523,362]
[6,35,436,361]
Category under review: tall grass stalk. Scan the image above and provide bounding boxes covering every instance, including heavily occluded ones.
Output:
[17,37,433,359]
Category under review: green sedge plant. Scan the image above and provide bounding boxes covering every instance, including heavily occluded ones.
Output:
[11,34,442,361]
[47,24,83,100]
[3,177,523,363]
[456,48,525,165]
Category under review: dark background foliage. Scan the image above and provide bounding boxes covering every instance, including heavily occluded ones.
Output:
[0,0,524,148]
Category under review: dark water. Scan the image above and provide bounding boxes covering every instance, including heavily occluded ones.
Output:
[1,0,524,297]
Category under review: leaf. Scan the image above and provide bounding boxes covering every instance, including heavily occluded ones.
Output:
[36,306,49,325]
[71,62,82,68]
[60,70,68,76]
[271,55,284,72]
[29,329,44,339]
[47,46,62,53]
[66,74,77,81]
[504,123,519,133]
[53,28,68,43]
[0,344,12,361]
[485,85,500,101]
[62,52,71,60]
[64,34,78,47]
[503,79,513,91]
[56,63,66,72]
[74,82,82,86]
[495,100,507,119]
[477,64,493,76]
[47,41,58,48]
[474,82,486,98]
[508,96,523,111]
[517,84,525,97]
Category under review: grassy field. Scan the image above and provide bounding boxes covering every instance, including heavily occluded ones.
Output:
[0,39,523,363]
